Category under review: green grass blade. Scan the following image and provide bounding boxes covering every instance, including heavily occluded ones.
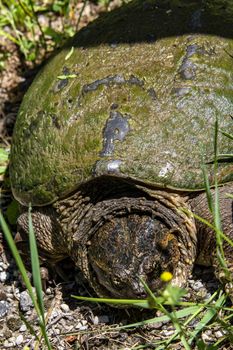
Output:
[213,120,221,232]
[28,206,52,349]
[66,305,201,333]
[217,153,233,158]
[220,130,233,140]
[202,164,213,213]
[0,28,19,44]
[72,295,151,308]
[226,193,233,200]
[163,291,219,348]
[0,212,37,307]
[181,209,233,249]
[65,46,74,60]
[28,205,45,323]
[188,292,226,344]
[19,312,40,340]
[213,120,229,277]
[0,147,9,161]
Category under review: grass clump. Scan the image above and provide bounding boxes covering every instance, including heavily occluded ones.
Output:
[0,0,116,63]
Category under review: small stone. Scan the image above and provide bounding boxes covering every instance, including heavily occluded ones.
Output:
[93,316,99,325]
[110,42,117,48]
[75,319,88,330]
[54,328,61,335]
[49,308,61,320]
[79,325,88,331]
[164,330,174,337]
[2,263,8,270]
[19,324,27,332]
[192,281,203,291]
[60,303,70,313]
[19,290,33,312]
[16,334,24,345]
[3,340,14,348]
[202,331,214,343]
[8,336,16,345]
[215,330,226,338]
[3,340,9,348]
[0,271,8,282]
[14,287,20,295]
[75,322,83,329]
[0,300,10,317]
[147,322,163,330]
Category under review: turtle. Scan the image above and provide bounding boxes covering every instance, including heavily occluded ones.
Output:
[10,0,233,300]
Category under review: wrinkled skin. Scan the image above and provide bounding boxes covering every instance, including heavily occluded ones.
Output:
[11,0,233,301]
[16,177,233,299]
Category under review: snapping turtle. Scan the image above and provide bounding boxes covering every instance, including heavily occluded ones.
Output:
[10,0,233,299]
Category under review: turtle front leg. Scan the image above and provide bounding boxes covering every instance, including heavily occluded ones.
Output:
[191,184,233,296]
[16,206,69,271]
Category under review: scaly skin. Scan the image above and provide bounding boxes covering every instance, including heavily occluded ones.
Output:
[17,177,233,299]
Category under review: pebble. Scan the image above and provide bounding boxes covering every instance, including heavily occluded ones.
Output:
[75,320,88,330]
[3,339,15,348]
[215,330,226,338]
[147,322,163,330]
[46,287,52,295]
[6,292,13,298]
[202,331,214,343]
[0,262,8,270]
[93,315,99,325]
[19,290,33,312]
[163,329,174,337]
[0,271,8,282]
[54,328,61,335]
[60,303,70,313]
[49,308,61,320]
[19,324,27,332]
[0,300,9,317]
[16,334,24,345]
[191,281,203,291]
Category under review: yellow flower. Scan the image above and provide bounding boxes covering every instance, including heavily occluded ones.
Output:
[160,271,173,282]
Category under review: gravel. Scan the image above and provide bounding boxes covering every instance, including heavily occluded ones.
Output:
[0,238,230,350]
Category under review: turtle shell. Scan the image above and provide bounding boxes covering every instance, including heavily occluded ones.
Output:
[10,0,233,206]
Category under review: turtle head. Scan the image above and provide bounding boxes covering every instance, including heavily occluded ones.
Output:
[75,192,195,300]
[87,213,181,299]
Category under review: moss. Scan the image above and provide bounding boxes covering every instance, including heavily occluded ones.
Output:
[10,0,233,205]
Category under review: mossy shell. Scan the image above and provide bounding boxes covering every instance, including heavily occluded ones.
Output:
[10,0,233,206]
